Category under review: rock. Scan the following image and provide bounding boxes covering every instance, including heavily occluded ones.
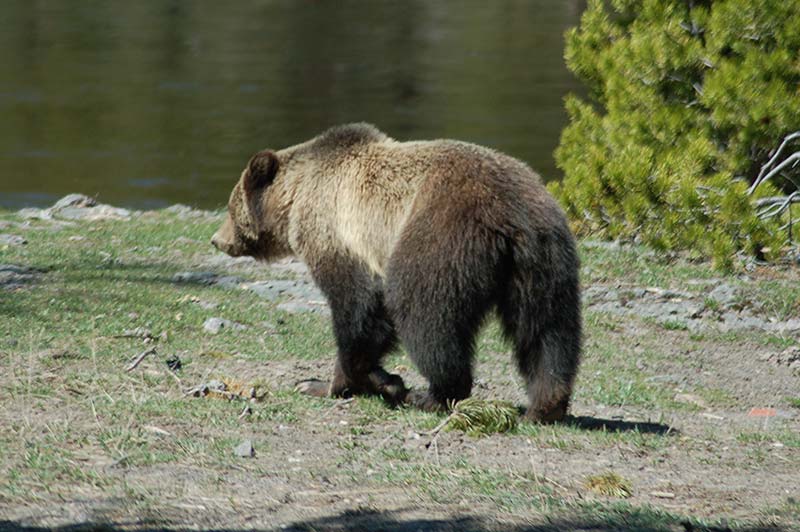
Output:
[773,346,800,367]
[172,271,242,289]
[0,234,26,246]
[203,317,247,334]
[202,254,257,268]
[121,327,154,339]
[163,204,216,219]
[707,283,740,309]
[243,279,324,302]
[234,439,255,458]
[718,312,769,332]
[269,258,311,276]
[770,319,800,334]
[215,276,243,289]
[53,193,97,209]
[57,204,131,221]
[206,379,227,392]
[582,240,622,250]
[276,300,331,315]
[0,264,39,289]
[17,207,53,220]
[582,286,619,304]
[19,194,131,221]
[173,271,220,285]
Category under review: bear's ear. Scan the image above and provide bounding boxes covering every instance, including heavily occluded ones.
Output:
[243,150,279,195]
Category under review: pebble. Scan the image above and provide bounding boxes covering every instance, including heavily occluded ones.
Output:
[707,283,740,309]
[203,317,247,334]
[234,439,255,458]
[0,234,26,246]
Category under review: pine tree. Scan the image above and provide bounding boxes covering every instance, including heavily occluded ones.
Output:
[551,0,800,268]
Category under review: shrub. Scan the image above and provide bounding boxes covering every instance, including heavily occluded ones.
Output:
[551,0,800,268]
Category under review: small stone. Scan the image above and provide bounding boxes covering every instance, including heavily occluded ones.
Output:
[172,271,219,285]
[276,300,330,315]
[163,204,213,219]
[206,379,226,392]
[0,234,26,246]
[707,283,740,309]
[122,327,153,339]
[234,440,255,458]
[203,317,247,334]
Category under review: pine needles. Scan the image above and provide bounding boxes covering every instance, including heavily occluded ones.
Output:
[444,397,518,436]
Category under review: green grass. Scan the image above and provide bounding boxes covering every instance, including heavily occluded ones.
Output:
[1,208,798,529]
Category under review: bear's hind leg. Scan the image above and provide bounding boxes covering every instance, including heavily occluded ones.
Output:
[386,224,503,413]
[499,266,581,424]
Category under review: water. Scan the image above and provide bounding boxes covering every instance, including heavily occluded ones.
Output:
[0,1,586,210]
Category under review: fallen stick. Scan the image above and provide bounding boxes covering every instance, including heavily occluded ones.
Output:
[125,347,157,372]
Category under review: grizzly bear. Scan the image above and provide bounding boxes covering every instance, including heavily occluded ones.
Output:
[211,123,581,422]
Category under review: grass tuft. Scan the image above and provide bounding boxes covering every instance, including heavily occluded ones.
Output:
[445,397,518,436]
[585,471,633,498]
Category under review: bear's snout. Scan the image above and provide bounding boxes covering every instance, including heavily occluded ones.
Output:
[210,230,237,256]
[210,232,223,251]
[211,215,239,256]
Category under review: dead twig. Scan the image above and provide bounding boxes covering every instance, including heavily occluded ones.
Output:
[424,412,456,466]
[756,191,800,219]
[125,347,157,372]
[748,131,800,195]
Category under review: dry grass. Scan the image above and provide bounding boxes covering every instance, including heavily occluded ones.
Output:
[585,471,633,499]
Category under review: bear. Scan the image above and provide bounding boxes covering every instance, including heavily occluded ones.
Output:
[211,123,581,422]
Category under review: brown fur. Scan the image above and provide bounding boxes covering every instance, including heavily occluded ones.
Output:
[212,123,582,422]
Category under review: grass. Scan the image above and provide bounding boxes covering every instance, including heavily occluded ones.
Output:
[1,207,798,529]
[584,471,633,498]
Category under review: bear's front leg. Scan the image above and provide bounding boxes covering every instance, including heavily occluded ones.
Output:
[295,255,407,406]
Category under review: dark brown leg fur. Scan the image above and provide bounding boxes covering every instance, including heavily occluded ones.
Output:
[295,253,407,406]
[386,210,509,413]
[498,227,582,425]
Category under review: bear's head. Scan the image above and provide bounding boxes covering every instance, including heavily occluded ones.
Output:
[211,149,290,261]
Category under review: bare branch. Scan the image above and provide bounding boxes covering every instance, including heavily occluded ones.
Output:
[748,152,800,196]
[748,131,800,195]
[757,191,800,219]
[754,195,800,208]
[125,347,157,372]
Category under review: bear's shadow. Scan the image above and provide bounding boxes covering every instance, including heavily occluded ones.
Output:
[561,413,675,435]
[512,407,674,435]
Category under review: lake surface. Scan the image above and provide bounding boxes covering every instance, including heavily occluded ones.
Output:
[0,1,586,210]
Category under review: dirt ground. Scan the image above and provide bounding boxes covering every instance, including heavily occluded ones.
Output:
[0,205,798,531]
